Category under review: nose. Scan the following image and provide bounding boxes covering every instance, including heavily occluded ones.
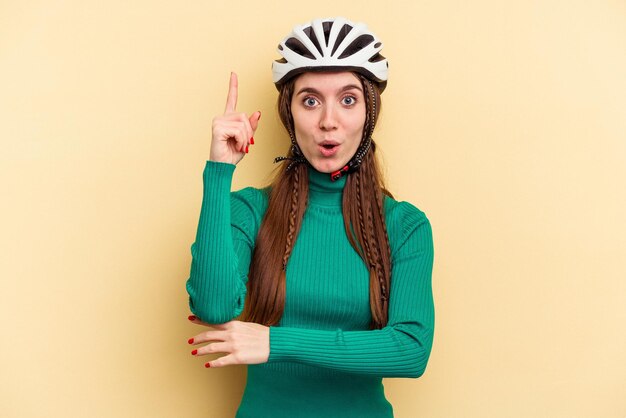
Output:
[319,104,338,131]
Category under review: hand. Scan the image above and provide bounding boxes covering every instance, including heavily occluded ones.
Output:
[187,315,269,368]
[209,72,261,165]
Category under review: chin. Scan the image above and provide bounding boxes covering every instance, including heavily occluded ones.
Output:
[311,159,347,174]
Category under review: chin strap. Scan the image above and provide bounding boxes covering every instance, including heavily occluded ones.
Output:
[274,153,308,172]
[330,165,350,181]
[274,129,309,172]
[328,135,374,182]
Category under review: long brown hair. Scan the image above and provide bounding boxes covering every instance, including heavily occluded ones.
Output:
[242,73,393,329]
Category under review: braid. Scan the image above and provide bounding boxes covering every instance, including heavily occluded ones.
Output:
[362,77,377,140]
[366,160,387,299]
[363,179,378,266]
[374,182,391,301]
[355,171,372,260]
[364,158,388,327]
[282,164,301,270]
[356,164,390,328]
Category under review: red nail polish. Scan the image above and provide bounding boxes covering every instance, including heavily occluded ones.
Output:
[250,137,255,145]
[205,362,211,368]
[188,315,196,321]
[188,338,194,344]
[245,145,249,153]
[191,349,198,355]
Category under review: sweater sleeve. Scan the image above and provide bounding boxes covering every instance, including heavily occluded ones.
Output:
[268,205,435,378]
[185,160,257,324]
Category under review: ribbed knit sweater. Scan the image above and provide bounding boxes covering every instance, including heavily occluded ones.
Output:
[186,160,434,418]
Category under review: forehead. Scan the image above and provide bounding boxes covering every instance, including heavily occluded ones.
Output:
[293,71,362,92]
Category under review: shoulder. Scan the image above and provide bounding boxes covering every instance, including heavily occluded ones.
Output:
[384,195,430,234]
[231,186,269,213]
[230,186,270,241]
[383,195,433,260]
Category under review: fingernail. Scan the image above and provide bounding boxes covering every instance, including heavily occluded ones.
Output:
[245,145,249,153]
[250,137,255,145]
[188,315,196,321]
[188,338,194,344]
[258,111,262,120]
[191,349,198,355]
[205,362,211,368]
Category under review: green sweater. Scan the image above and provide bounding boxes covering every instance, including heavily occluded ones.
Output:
[186,160,434,418]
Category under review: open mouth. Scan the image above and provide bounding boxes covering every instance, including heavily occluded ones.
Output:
[319,142,340,156]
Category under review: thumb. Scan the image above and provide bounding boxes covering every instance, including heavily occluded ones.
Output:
[249,111,261,132]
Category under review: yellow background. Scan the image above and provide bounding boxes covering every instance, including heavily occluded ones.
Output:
[1,1,625,417]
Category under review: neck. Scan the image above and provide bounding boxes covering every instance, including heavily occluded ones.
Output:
[307,165,347,208]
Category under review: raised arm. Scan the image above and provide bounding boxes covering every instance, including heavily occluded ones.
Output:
[185,72,262,324]
[186,162,256,324]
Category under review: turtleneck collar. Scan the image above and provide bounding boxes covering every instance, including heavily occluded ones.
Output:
[307,165,347,208]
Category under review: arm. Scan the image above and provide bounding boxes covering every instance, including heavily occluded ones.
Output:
[268,208,435,378]
[186,72,261,323]
[185,160,256,324]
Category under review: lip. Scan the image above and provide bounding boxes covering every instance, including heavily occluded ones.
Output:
[318,140,340,157]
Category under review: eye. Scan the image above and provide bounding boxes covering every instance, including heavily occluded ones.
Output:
[341,95,357,106]
[303,97,319,108]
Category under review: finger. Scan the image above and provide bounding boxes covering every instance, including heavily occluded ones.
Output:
[249,111,261,136]
[232,123,249,153]
[224,72,238,113]
[187,315,211,327]
[214,121,248,153]
[219,113,253,143]
[206,353,236,368]
[194,341,230,356]
[230,118,253,150]
[189,330,228,345]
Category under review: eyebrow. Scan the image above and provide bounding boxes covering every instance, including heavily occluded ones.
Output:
[295,84,363,96]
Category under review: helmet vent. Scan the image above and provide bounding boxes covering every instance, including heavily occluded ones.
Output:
[303,26,323,56]
[322,21,332,46]
[331,24,353,56]
[368,52,385,63]
[338,34,374,59]
[285,37,316,59]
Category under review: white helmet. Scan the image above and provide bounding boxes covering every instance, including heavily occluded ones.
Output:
[272,17,388,91]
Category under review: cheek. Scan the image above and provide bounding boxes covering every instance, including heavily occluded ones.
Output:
[294,121,313,143]
[291,113,314,153]
[349,115,366,142]
[292,109,312,134]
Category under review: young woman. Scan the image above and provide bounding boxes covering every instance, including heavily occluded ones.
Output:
[186,17,435,418]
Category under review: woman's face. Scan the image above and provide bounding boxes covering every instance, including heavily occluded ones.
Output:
[291,72,366,173]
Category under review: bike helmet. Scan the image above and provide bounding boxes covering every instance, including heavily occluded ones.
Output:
[272,17,388,92]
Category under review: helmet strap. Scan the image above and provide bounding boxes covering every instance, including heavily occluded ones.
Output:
[274,123,309,171]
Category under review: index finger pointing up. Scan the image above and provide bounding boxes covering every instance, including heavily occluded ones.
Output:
[224,72,238,113]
